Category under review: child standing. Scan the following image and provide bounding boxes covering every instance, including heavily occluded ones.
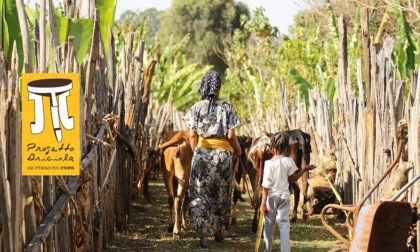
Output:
[259,132,315,252]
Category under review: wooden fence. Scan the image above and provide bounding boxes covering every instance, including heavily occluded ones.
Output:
[0,7,418,252]
[0,5,157,252]
[235,33,420,249]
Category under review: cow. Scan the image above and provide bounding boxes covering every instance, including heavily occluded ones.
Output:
[158,130,193,239]
[248,129,312,232]
[231,135,255,225]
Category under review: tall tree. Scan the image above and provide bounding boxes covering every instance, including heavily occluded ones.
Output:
[116,8,163,45]
[158,0,249,74]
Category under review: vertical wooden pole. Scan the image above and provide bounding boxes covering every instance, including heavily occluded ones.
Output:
[84,9,100,136]
[15,0,33,72]
[361,8,371,104]
[338,16,348,91]
[39,0,46,73]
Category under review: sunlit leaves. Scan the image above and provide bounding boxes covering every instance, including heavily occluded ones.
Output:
[153,34,212,111]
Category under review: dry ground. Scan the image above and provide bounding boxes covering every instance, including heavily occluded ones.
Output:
[107,177,348,252]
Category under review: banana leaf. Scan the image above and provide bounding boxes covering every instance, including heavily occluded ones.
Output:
[290,68,313,103]
[97,0,116,58]
[173,65,211,100]
[55,11,93,64]
[321,76,337,104]
[2,0,22,72]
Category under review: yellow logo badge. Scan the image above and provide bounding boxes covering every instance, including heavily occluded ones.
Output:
[22,74,80,176]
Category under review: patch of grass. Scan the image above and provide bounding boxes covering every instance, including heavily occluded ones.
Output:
[107,177,348,251]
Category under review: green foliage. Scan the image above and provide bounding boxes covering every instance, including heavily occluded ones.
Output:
[290,68,313,103]
[97,0,117,58]
[55,10,93,64]
[223,8,279,118]
[324,0,339,45]
[24,3,97,67]
[152,34,212,111]
[321,76,337,104]
[115,8,162,48]
[158,0,249,74]
[1,0,23,71]
[393,1,417,78]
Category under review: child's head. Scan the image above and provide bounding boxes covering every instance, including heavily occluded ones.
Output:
[270,132,289,154]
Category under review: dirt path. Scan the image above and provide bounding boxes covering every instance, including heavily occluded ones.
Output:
[107,177,347,251]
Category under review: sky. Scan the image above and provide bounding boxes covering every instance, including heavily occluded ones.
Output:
[115,0,307,35]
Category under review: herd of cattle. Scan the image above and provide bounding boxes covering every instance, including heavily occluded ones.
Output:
[145,129,322,238]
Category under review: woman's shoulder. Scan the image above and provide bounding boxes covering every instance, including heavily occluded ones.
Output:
[189,100,208,109]
[216,100,235,108]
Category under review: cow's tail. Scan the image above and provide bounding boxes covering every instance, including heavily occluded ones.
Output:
[299,131,311,166]
[142,148,161,204]
[143,169,153,203]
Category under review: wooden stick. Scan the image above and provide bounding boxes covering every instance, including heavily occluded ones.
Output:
[86,134,114,149]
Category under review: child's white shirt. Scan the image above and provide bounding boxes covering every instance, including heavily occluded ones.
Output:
[261,155,298,198]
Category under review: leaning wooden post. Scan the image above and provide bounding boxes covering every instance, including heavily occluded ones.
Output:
[137,60,157,201]
[84,9,100,136]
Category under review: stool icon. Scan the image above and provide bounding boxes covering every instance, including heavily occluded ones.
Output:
[27,79,75,142]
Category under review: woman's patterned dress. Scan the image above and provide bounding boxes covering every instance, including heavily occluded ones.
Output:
[183,99,241,237]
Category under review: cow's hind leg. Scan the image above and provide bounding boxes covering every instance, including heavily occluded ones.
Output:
[251,187,262,233]
[231,202,238,225]
[181,191,189,231]
[291,183,300,222]
[173,196,181,240]
[231,177,241,225]
[301,172,310,222]
[166,194,175,233]
[173,178,188,239]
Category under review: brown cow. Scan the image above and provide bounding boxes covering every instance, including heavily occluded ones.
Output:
[158,131,193,239]
[248,129,312,232]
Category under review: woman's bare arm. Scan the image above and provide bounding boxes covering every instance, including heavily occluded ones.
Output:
[189,130,198,151]
[227,128,242,156]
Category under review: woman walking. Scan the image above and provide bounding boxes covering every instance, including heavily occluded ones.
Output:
[183,71,242,249]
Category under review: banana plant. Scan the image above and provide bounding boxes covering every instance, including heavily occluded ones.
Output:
[152,34,212,111]
[223,8,278,115]
[1,0,23,71]
[290,68,313,104]
[25,6,94,66]
[97,0,116,58]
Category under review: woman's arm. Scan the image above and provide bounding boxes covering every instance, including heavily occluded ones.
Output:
[189,130,198,151]
[227,128,242,156]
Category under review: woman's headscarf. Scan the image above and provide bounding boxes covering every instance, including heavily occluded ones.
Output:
[198,71,222,114]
